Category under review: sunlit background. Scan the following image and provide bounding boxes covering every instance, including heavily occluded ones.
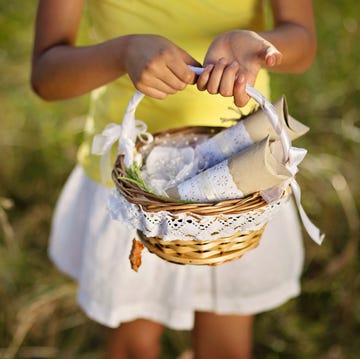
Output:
[0,1,359,358]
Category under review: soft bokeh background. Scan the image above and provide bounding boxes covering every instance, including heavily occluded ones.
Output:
[0,1,359,358]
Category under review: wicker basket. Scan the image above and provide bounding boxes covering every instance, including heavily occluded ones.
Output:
[110,85,294,269]
[113,126,291,266]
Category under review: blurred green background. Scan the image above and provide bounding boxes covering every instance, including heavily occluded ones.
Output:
[0,1,359,358]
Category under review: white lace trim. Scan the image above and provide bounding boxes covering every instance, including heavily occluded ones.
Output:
[108,189,289,242]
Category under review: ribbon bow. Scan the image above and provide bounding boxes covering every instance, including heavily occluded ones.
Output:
[92,91,152,183]
[91,92,153,184]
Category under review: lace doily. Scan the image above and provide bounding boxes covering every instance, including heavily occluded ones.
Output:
[141,145,199,196]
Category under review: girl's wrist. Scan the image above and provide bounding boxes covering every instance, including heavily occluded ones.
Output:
[106,35,133,76]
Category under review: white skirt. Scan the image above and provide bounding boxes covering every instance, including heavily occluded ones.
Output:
[49,165,304,330]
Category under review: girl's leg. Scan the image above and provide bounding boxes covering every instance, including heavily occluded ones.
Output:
[105,318,164,359]
[192,311,254,359]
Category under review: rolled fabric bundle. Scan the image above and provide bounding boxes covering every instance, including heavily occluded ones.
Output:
[166,137,293,203]
[195,95,309,169]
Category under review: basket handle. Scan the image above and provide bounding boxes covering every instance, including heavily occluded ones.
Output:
[119,66,291,167]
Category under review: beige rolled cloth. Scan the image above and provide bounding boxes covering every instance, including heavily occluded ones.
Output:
[242,95,309,141]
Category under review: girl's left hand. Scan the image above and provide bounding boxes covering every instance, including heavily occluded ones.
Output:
[197,30,282,107]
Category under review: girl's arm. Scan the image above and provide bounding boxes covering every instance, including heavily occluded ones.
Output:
[261,0,317,73]
[31,0,199,101]
[197,0,317,106]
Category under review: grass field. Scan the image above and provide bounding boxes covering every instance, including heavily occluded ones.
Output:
[0,1,359,358]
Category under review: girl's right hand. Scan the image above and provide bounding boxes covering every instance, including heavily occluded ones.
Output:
[124,34,200,99]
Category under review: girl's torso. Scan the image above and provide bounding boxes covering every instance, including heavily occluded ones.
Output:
[79,0,269,183]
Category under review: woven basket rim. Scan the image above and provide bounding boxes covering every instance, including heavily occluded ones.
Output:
[112,125,290,216]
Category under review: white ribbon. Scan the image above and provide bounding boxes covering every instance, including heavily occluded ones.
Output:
[290,179,325,245]
[91,123,122,184]
[91,105,153,184]
[284,147,325,245]
[286,147,307,176]
[118,91,149,166]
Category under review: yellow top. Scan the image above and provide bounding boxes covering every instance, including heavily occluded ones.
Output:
[79,0,270,184]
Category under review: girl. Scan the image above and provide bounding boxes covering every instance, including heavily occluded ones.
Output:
[31,1,316,358]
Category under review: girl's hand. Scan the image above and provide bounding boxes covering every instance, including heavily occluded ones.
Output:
[197,30,282,107]
[125,34,200,99]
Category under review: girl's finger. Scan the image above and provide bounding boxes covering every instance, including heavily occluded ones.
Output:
[196,64,214,91]
[219,61,240,97]
[168,58,199,86]
[264,47,283,67]
[138,87,168,99]
[233,73,250,107]
[158,66,189,91]
[136,76,178,98]
[205,58,227,94]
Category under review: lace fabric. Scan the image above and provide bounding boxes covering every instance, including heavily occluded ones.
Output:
[141,145,199,196]
[177,160,245,202]
[108,189,289,242]
[195,121,254,169]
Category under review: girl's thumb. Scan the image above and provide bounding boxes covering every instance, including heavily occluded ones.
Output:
[264,46,283,67]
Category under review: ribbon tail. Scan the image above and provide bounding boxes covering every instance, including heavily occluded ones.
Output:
[290,180,325,245]
[92,134,110,155]
[91,124,123,185]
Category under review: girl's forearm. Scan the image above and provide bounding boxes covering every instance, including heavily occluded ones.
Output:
[31,36,130,101]
[260,22,317,74]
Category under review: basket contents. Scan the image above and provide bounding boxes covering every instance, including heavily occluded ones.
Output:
[140,95,308,201]
[145,137,298,203]
[93,86,324,269]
